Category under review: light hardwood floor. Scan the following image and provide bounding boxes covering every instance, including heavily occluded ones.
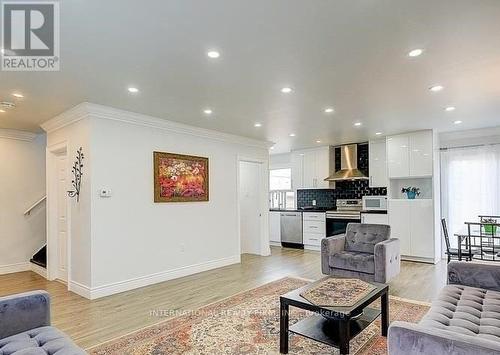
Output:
[0,247,446,349]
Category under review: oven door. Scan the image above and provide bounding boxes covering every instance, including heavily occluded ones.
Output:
[326,216,361,236]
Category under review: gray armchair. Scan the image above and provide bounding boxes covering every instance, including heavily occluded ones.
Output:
[321,223,400,283]
[0,290,85,355]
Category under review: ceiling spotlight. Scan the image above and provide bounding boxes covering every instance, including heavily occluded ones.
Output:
[127,87,139,93]
[289,133,296,137]
[12,93,24,98]
[270,146,275,150]
[207,51,220,58]
[429,85,444,92]
[316,140,322,143]
[354,122,362,127]
[254,123,262,127]
[408,48,423,57]
[281,87,293,94]
[375,132,382,135]
[454,120,463,125]
[203,109,213,115]
[445,106,456,112]
[324,108,334,113]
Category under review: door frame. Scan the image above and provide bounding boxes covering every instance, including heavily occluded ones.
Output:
[236,156,270,257]
[46,141,71,284]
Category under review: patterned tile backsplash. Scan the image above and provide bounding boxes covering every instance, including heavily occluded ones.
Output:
[297,180,387,208]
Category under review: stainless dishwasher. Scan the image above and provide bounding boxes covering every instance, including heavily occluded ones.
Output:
[280,212,303,246]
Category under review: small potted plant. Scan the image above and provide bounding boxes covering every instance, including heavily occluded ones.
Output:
[401,187,420,199]
[482,218,498,235]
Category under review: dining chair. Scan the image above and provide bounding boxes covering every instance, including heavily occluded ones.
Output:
[441,218,475,263]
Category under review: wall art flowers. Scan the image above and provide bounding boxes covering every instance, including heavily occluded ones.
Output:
[153,152,209,202]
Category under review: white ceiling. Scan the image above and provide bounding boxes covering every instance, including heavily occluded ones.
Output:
[1,0,500,153]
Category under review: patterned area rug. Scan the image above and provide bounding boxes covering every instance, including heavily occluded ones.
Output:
[88,277,429,355]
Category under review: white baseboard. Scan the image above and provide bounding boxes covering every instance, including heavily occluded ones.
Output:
[30,263,47,278]
[0,262,30,275]
[68,280,92,299]
[401,255,436,264]
[87,255,241,300]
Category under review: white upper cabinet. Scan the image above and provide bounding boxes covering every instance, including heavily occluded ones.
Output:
[387,135,410,178]
[291,146,333,189]
[409,131,433,177]
[387,130,433,178]
[369,140,388,187]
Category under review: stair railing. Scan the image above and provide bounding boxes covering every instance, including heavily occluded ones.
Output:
[24,195,47,216]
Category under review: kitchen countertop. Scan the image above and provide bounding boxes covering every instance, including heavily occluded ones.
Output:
[360,210,388,214]
[269,207,331,213]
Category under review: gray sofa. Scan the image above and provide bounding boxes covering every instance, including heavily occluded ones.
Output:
[389,261,500,354]
[321,223,401,283]
[0,290,86,355]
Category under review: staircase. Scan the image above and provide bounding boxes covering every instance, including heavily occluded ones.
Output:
[30,245,47,269]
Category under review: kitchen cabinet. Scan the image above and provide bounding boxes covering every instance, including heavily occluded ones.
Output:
[388,199,434,260]
[302,212,326,249]
[387,131,433,178]
[269,211,281,243]
[361,213,389,225]
[291,147,333,189]
[369,140,388,187]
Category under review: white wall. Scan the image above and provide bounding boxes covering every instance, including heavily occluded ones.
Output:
[0,132,46,274]
[440,126,500,148]
[42,103,271,298]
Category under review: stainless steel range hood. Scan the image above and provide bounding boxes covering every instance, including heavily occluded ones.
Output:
[324,144,368,181]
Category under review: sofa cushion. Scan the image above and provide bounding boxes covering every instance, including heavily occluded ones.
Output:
[329,251,375,274]
[0,326,85,355]
[344,223,390,254]
[420,284,500,343]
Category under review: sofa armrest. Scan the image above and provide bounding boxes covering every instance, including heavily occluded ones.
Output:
[0,290,50,339]
[388,321,500,355]
[374,238,400,283]
[448,261,500,291]
[321,235,346,274]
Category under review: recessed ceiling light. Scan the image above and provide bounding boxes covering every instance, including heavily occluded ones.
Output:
[207,51,220,58]
[12,93,24,98]
[270,146,275,150]
[324,108,334,113]
[445,106,456,112]
[203,109,213,115]
[375,132,382,135]
[281,87,293,94]
[454,120,463,125]
[127,87,139,93]
[429,85,444,92]
[289,133,296,137]
[408,48,423,57]
[354,122,362,127]
[254,122,262,127]
[316,140,322,143]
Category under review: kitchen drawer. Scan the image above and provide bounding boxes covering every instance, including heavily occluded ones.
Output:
[303,220,326,235]
[302,212,326,222]
[303,233,322,246]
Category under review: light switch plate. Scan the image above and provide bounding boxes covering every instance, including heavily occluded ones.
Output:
[100,189,112,197]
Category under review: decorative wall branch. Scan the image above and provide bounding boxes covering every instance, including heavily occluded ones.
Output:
[68,147,84,202]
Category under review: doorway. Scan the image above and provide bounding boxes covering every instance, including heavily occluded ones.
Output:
[238,159,269,256]
[47,143,70,283]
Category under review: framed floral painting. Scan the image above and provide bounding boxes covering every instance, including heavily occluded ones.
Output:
[153,152,209,202]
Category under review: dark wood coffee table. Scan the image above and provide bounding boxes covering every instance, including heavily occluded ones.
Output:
[279,277,389,355]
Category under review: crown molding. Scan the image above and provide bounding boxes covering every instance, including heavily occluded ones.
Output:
[40,102,273,149]
[0,128,37,141]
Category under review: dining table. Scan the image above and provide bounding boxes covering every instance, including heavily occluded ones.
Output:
[454,223,500,261]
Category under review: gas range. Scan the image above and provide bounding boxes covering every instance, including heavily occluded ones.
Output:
[326,199,363,220]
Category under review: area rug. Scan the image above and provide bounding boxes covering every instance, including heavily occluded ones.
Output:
[88,277,430,355]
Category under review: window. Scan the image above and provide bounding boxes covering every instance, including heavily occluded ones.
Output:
[269,168,295,209]
[269,168,292,191]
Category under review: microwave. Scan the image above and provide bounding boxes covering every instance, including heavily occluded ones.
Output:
[362,196,388,211]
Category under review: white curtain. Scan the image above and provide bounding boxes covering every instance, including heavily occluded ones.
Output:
[441,144,500,248]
